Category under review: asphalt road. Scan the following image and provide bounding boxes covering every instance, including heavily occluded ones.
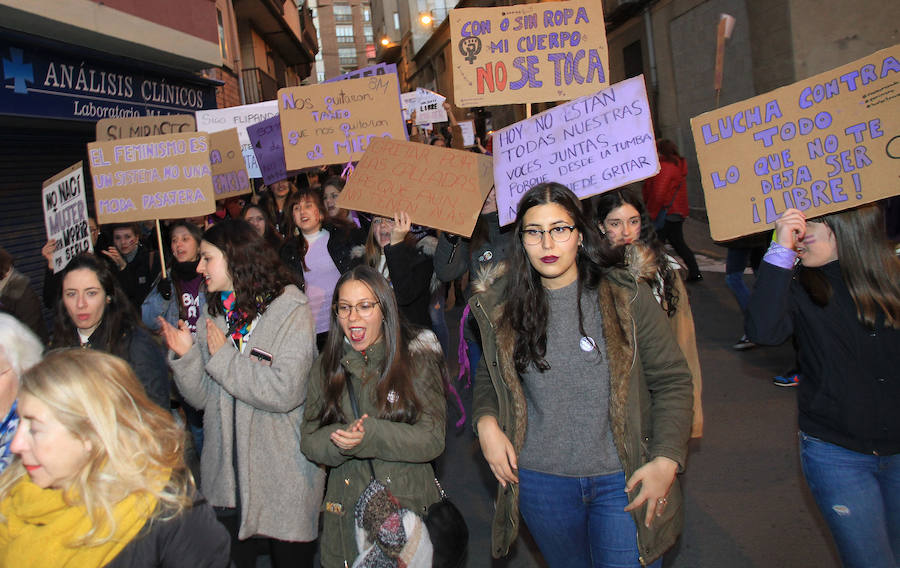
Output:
[433,231,842,568]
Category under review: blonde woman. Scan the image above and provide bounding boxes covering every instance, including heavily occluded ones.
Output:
[0,349,230,567]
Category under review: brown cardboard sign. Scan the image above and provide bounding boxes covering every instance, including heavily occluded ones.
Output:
[691,44,900,241]
[96,114,196,141]
[208,129,251,198]
[87,132,216,224]
[450,0,608,107]
[278,74,408,169]
[337,138,494,237]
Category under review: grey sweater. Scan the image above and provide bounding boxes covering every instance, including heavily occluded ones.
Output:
[168,285,325,541]
[519,282,622,476]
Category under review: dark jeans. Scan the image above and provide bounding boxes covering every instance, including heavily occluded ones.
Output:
[217,510,316,568]
[518,469,663,568]
[799,432,900,568]
[657,219,700,278]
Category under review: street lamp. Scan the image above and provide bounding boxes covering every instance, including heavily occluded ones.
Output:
[380,36,391,46]
[419,11,433,26]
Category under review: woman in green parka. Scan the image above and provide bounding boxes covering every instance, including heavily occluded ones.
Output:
[300,265,447,567]
[470,183,693,567]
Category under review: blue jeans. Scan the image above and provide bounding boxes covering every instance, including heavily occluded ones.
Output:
[799,432,900,568]
[518,469,662,568]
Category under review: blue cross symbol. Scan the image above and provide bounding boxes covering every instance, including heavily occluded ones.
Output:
[3,48,33,94]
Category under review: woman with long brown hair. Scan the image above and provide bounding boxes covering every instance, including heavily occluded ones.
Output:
[159,219,324,568]
[746,204,900,567]
[300,265,447,567]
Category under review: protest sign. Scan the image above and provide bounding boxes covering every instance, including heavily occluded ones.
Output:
[42,162,92,273]
[247,115,288,185]
[278,74,408,169]
[195,100,279,178]
[493,75,658,225]
[459,120,476,147]
[208,129,251,198]
[691,44,900,241]
[96,114,196,141]
[400,91,418,120]
[450,0,608,107]
[324,63,398,82]
[338,138,494,236]
[414,88,448,125]
[87,132,215,224]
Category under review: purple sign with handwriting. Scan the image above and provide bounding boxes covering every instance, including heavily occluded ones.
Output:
[247,115,287,185]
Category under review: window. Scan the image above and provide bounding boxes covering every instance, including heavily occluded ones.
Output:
[393,11,400,31]
[336,24,355,43]
[333,4,352,22]
[366,44,376,59]
[216,9,228,60]
[339,47,357,65]
[363,5,371,22]
[364,25,373,43]
[623,40,643,79]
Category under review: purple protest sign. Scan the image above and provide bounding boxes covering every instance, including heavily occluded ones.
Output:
[247,115,287,185]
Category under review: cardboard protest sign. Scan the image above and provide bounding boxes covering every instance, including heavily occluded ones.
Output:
[414,88,448,125]
[96,114,196,141]
[42,162,92,273]
[247,115,288,185]
[195,100,279,178]
[87,132,215,224]
[494,75,658,225]
[278,74,408,169]
[691,45,900,241]
[338,138,494,236]
[450,0,608,107]
[208,129,251,198]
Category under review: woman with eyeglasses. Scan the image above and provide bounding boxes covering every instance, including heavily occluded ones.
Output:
[300,265,447,567]
[470,183,693,567]
[158,219,324,568]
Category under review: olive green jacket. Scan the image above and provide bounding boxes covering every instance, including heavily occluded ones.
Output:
[300,331,446,568]
[470,249,693,566]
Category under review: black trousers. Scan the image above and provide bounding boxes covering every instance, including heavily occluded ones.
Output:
[217,509,316,568]
[657,219,701,278]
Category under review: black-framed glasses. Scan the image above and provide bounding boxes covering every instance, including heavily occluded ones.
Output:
[334,300,380,319]
[522,225,577,246]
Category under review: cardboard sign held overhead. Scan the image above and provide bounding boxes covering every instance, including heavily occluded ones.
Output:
[338,138,494,237]
[450,0,609,107]
[494,75,659,226]
[96,114,196,141]
[87,132,216,224]
[208,129,251,198]
[414,88,448,125]
[324,63,398,83]
[42,162,92,273]
[691,44,900,241]
[195,101,279,178]
[278,74,408,169]
[247,115,288,185]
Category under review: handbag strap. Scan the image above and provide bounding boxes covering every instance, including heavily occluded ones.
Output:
[345,377,377,481]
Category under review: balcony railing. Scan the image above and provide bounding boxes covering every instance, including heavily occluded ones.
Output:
[242,67,278,103]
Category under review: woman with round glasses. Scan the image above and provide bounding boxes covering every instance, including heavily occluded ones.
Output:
[301,265,447,567]
[158,219,324,568]
[470,182,693,567]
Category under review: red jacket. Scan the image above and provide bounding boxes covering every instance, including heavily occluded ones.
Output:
[642,158,689,220]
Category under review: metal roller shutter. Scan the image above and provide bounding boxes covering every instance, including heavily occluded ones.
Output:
[0,118,95,328]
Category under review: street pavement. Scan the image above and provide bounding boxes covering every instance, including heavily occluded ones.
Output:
[433,218,842,568]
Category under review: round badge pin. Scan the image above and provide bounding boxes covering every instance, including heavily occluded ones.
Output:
[580,336,597,352]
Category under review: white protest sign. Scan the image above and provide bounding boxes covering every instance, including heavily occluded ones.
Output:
[42,162,92,273]
[400,91,418,121]
[494,75,659,225]
[459,120,476,147]
[414,88,448,125]
[195,100,279,178]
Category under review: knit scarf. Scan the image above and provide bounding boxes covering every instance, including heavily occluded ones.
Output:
[0,477,159,567]
[0,403,18,474]
[221,291,251,344]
